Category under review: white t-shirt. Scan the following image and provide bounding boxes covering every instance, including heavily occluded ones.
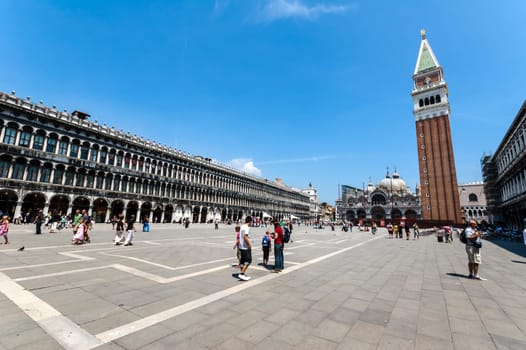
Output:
[239,224,250,250]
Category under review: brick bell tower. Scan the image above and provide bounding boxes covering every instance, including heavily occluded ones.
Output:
[411,29,463,225]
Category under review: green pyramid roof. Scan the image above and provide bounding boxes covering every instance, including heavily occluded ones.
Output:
[414,31,440,75]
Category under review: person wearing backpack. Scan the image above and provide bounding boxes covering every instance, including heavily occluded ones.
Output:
[262,231,272,267]
[464,220,486,280]
[272,221,284,272]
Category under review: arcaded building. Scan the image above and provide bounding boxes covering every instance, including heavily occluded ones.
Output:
[482,101,526,229]
[0,91,310,223]
[411,30,463,225]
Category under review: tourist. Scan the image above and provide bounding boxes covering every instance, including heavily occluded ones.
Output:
[273,221,284,272]
[238,216,253,281]
[372,222,377,235]
[124,215,136,246]
[81,210,91,243]
[262,230,272,267]
[72,218,86,245]
[394,224,399,239]
[215,217,219,230]
[232,225,241,268]
[464,220,485,280]
[387,222,393,238]
[111,215,118,230]
[405,222,411,240]
[34,210,44,234]
[413,223,420,239]
[142,215,150,232]
[114,214,125,245]
[0,215,9,244]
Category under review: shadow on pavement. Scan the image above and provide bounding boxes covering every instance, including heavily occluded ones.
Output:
[446,272,471,279]
[511,260,526,264]
[487,239,526,258]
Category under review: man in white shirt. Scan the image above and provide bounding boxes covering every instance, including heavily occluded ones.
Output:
[238,216,253,281]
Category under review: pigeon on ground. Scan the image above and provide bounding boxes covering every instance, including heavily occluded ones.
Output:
[17,246,24,251]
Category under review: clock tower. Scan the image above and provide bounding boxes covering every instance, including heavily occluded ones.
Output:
[411,30,463,224]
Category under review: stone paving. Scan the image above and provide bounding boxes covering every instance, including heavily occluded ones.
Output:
[0,223,525,349]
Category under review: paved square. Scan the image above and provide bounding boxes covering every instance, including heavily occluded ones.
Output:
[1,223,525,349]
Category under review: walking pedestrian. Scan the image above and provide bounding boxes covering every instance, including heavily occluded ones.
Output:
[464,220,485,280]
[238,216,253,281]
[124,215,136,246]
[0,215,9,244]
[114,214,125,245]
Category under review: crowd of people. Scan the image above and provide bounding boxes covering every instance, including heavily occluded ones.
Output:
[232,216,293,281]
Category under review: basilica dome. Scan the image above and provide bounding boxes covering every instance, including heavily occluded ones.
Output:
[378,171,410,194]
[365,181,376,194]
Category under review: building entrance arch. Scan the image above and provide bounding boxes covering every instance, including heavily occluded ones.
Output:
[22,192,46,222]
[72,196,90,215]
[140,202,152,222]
[391,208,402,223]
[153,205,162,223]
[344,210,355,222]
[357,209,366,219]
[164,205,173,223]
[93,198,108,223]
[0,189,18,218]
[110,200,125,218]
[49,195,69,216]
[126,201,139,221]
[200,207,208,223]
[192,206,200,223]
[370,206,386,220]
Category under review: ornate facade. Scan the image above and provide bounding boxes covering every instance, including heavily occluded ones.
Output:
[337,170,421,224]
[0,91,310,223]
[458,181,488,224]
[482,101,526,229]
[411,30,463,224]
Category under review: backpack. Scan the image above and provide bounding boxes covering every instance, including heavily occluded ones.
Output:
[459,228,467,244]
[283,227,291,243]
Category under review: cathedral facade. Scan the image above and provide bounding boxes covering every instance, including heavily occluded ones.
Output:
[337,170,421,225]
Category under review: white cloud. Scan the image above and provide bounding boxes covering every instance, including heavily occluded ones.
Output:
[256,0,356,22]
[227,158,262,176]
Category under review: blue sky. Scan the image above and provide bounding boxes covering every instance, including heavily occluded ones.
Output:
[1,0,525,203]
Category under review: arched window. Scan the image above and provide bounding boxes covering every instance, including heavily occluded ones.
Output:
[53,166,64,184]
[46,134,58,153]
[419,99,424,107]
[19,128,32,147]
[80,142,90,160]
[436,94,441,103]
[3,126,18,144]
[468,193,478,202]
[32,132,45,151]
[424,97,429,106]
[58,137,69,155]
[12,159,26,180]
[27,161,40,182]
[430,96,435,104]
